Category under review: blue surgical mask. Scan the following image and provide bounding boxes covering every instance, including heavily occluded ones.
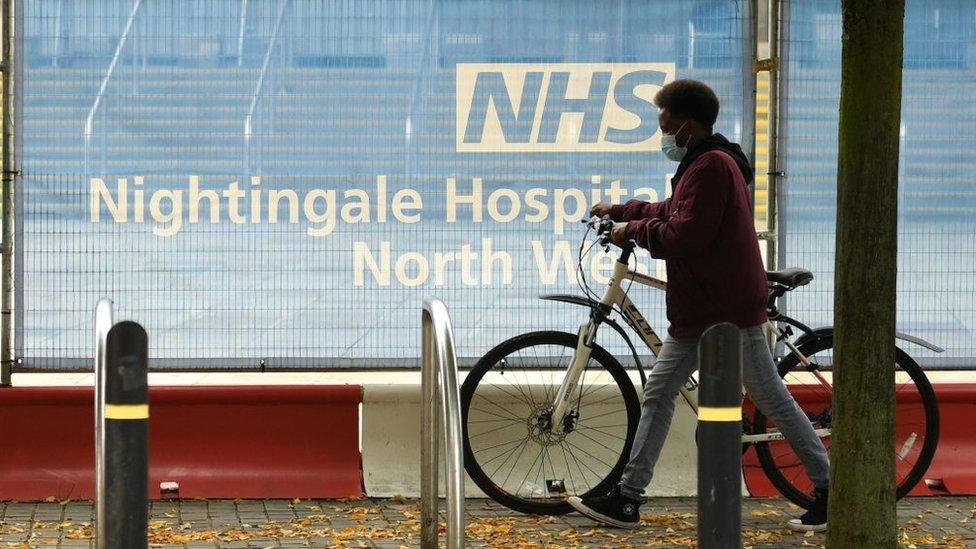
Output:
[661,122,689,162]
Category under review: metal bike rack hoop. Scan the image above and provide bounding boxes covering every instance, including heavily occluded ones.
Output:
[420,297,465,549]
[93,297,114,549]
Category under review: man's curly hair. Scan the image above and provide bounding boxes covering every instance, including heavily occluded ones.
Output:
[653,79,720,130]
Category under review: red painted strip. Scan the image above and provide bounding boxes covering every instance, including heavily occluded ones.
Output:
[743,382,976,497]
[0,385,362,405]
[0,385,362,500]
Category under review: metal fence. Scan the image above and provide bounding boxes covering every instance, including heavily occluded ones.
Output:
[9,0,973,371]
[778,0,976,367]
[13,0,751,370]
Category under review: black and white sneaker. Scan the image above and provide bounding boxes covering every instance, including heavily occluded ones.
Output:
[788,487,828,532]
[567,486,641,529]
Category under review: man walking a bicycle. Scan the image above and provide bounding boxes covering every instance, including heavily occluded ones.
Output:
[568,79,831,532]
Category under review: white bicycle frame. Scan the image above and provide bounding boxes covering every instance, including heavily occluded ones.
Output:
[549,258,831,444]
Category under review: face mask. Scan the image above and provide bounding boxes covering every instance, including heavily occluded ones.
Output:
[661,122,689,162]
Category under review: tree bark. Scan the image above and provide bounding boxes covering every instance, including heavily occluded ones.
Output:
[828,1,904,548]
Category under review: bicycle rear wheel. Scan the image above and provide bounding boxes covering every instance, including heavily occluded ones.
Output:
[461,331,640,515]
[752,335,939,508]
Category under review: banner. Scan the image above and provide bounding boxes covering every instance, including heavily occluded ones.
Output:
[780,0,976,367]
[19,0,748,368]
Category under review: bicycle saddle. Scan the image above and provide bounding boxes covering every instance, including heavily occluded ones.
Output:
[765,267,814,288]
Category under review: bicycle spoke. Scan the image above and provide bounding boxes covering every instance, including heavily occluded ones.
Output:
[566,440,600,484]
[579,372,623,400]
[560,443,580,495]
[510,444,546,497]
[769,444,802,467]
[536,446,550,497]
[564,442,594,490]
[578,390,627,408]
[542,348,567,404]
[513,349,540,406]
[564,439,616,471]
[463,333,637,513]
[469,404,525,423]
[506,352,541,407]
[572,429,626,456]
[468,417,518,425]
[579,408,628,422]
[469,421,523,440]
[575,424,628,440]
[500,439,539,490]
[541,444,553,487]
[786,459,810,489]
[485,379,535,407]
[491,436,533,480]
[476,436,531,464]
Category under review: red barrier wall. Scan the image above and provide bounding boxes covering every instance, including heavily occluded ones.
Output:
[743,382,976,497]
[0,385,362,500]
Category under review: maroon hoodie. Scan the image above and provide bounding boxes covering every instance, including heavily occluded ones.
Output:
[610,142,767,339]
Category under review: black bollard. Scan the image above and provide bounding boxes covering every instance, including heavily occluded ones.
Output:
[103,321,149,549]
[697,322,743,549]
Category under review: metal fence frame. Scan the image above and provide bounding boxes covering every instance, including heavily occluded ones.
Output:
[773,0,790,283]
[6,1,970,375]
[3,0,761,375]
[1,0,23,385]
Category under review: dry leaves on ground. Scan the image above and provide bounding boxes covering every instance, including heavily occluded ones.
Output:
[7,502,970,549]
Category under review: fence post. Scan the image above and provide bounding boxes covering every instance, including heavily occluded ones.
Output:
[697,322,743,549]
[0,0,18,387]
[103,321,149,548]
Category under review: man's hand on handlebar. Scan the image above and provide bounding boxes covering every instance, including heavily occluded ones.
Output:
[587,204,631,247]
[582,215,634,250]
[611,222,630,247]
[589,202,613,218]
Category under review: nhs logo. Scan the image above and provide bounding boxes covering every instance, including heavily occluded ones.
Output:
[456,63,675,152]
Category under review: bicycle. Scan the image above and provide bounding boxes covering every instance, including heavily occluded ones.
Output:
[460,216,941,516]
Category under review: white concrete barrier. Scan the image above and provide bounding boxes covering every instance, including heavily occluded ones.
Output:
[362,373,700,498]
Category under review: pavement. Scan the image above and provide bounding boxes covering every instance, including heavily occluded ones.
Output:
[0,496,971,548]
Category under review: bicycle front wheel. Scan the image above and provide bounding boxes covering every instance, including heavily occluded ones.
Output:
[461,331,640,515]
[752,335,939,508]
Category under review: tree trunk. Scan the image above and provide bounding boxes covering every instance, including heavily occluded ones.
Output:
[828,1,904,548]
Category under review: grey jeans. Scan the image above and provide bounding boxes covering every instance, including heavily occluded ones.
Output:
[618,324,830,499]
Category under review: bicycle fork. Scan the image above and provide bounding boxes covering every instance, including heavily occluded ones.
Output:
[549,321,596,433]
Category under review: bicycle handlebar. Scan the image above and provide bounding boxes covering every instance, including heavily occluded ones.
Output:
[582,215,636,253]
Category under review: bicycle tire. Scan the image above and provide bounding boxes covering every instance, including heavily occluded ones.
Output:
[753,335,939,508]
[461,331,640,515]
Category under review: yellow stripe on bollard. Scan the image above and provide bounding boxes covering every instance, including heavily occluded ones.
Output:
[697,406,741,422]
[105,404,149,420]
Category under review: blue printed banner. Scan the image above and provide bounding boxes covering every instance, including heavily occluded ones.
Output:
[781,0,976,367]
[20,0,748,368]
